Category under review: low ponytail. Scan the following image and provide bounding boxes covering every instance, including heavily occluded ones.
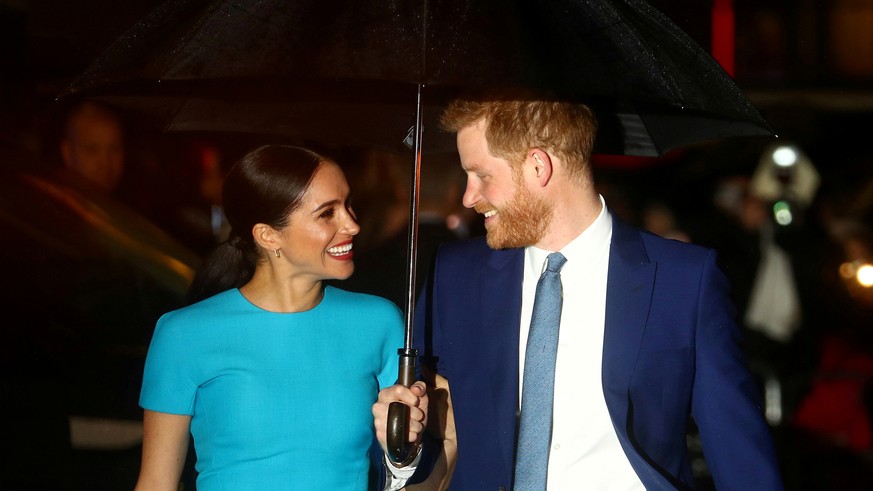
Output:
[185,232,259,305]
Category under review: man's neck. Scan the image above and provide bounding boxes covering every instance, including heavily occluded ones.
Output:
[534,190,602,251]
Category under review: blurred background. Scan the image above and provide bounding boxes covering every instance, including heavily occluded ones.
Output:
[2,0,872,489]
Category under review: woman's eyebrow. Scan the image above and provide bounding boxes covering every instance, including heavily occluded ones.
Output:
[311,199,341,214]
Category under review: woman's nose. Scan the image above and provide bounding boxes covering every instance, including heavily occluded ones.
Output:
[344,209,360,236]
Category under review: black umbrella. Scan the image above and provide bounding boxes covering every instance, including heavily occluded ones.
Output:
[62,0,775,463]
[64,0,773,156]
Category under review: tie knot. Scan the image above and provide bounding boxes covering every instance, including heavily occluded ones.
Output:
[545,252,567,273]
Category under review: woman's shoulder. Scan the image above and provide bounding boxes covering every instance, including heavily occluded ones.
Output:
[157,288,242,327]
[325,287,404,345]
[326,286,402,316]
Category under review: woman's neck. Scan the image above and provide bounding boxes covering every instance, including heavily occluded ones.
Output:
[240,266,324,313]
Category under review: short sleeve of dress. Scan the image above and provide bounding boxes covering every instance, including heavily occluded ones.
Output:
[140,311,198,415]
[375,299,405,391]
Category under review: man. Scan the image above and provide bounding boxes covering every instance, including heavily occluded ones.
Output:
[374,92,783,490]
[60,100,125,193]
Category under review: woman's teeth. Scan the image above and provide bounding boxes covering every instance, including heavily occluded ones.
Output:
[327,243,352,256]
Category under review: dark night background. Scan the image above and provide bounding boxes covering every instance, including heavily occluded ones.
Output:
[2,1,873,489]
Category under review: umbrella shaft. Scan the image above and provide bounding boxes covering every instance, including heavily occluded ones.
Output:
[403,84,425,349]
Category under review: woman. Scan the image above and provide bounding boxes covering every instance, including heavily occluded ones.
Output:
[134,145,421,490]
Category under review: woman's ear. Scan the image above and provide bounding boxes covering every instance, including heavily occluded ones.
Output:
[530,149,553,186]
[251,223,281,253]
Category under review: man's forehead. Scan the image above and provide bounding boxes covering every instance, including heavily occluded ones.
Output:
[460,157,477,170]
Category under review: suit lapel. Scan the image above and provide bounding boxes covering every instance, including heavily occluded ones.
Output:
[481,246,524,476]
[603,217,655,395]
[603,217,684,490]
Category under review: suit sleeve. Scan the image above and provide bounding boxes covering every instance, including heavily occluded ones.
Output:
[691,249,784,490]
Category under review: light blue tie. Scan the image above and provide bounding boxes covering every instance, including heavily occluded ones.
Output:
[514,252,567,490]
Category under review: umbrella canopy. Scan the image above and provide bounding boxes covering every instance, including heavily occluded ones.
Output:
[63,0,774,157]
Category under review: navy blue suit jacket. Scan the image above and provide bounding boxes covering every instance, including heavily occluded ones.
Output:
[412,215,783,490]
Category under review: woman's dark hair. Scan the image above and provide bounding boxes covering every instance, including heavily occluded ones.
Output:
[186,145,326,304]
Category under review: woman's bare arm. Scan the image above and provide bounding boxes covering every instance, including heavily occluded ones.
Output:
[134,410,192,491]
[407,372,457,491]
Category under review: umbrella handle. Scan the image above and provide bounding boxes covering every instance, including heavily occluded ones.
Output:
[386,348,418,466]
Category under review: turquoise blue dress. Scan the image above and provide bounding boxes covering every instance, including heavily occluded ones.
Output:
[140,286,403,490]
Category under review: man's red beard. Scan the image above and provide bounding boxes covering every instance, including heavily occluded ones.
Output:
[478,175,552,249]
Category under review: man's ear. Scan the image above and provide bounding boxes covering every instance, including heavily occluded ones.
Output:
[530,149,553,186]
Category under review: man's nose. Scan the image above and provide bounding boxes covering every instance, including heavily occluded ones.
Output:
[461,179,479,209]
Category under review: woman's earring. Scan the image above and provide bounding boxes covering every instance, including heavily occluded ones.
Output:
[274,249,281,258]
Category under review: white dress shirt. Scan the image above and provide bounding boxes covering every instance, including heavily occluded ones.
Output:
[520,197,644,490]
